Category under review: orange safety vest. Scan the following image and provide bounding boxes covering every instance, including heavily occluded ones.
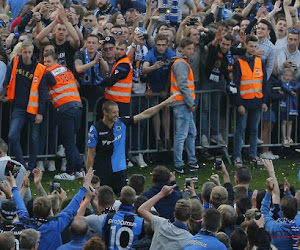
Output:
[104,57,133,103]
[7,56,46,115]
[238,57,263,99]
[170,58,195,101]
[47,64,81,109]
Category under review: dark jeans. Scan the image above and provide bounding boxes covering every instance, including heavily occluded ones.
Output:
[8,107,40,170]
[130,95,147,152]
[56,108,83,174]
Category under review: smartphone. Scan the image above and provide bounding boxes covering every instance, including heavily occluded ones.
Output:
[215,156,222,170]
[5,161,22,177]
[49,180,61,193]
[188,17,198,26]
[157,55,164,61]
[159,8,171,14]
[255,211,261,220]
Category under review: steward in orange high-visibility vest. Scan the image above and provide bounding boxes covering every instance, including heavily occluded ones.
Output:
[7,56,46,115]
[170,58,195,101]
[104,57,133,103]
[237,57,263,99]
[47,64,82,109]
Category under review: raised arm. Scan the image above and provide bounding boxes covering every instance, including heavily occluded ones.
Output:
[133,94,176,123]
[138,184,176,222]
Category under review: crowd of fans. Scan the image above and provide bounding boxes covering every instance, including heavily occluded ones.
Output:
[0,0,299,248]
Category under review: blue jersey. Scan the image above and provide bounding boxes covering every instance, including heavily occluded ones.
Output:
[88,117,133,173]
[102,205,144,250]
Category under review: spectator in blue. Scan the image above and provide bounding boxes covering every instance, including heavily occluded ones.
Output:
[142,165,182,222]
[184,208,227,250]
[6,167,94,250]
[57,217,88,250]
[4,0,28,21]
[242,0,273,21]
[94,0,118,18]
[142,34,175,150]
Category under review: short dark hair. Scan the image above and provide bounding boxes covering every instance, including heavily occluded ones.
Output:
[236,196,252,214]
[129,174,145,195]
[203,208,221,232]
[87,33,100,41]
[230,228,248,250]
[152,165,170,184]
[201,182,216,203]
[102,100,118,113]
[91,175,100,185]
[223,34,234,43]
[116,39,128,47]
[258,19,272,31]
[43,50,58,61]
[98,186,115,208]
[281,196,298,220]
[246,35,258,44]
[235,166,252,184]
[134,196,148,217]
[255,189,266,210]
[179,37,194,49]
[155,34,168,44]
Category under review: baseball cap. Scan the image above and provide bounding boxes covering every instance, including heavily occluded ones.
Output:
[0,200,17,221]
[103,36,116,45]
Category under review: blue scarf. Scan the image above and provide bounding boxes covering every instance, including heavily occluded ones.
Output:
[277,217,299,250]
[280,82,298,115]
[82,49,103,86]
[173,221,189,231]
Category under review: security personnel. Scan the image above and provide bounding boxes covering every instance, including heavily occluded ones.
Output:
[43,51,83,181]
[4,40,47,171]
[104,39,133,116]
[233,35,268,167]
[102,186,144,250]
[170,38,199,175]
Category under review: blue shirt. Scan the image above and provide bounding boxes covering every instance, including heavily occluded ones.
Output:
[144,47,175,92]
[57,237,88,250]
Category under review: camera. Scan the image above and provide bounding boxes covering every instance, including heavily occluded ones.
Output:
[159,7,171,14]
[185,176,199,189]
[49,180,61,193]
[188,17,198,26]
[215,156,222,170]
[254,211,261,220]
[157,55,164,61]
[5,161,22,177]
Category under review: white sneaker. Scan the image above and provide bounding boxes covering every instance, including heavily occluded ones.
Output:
[60,158,67,172]
[54,173,75,181]
[257,138,264,145]
[201,135,209,147]
[127,160,134,168]
[74,171,83,179]
[37,161,45,172]
[260,152,274,160]
[132,153,148,167]
[56,145,66,157]
[48,160,56,172]
[211,134,227,146]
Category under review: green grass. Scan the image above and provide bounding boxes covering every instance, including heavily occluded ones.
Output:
[32,156,300,198]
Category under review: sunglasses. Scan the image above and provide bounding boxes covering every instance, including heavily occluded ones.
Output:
[103,46,114,52]
[84,19,93,23]
[112,30,123,35]
[0,19,6,28]
[289,29,299,34]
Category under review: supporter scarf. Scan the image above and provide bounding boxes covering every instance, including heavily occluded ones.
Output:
[173,221,189,231]
[94,4,114,18]
[280,82,298,115]
[199,228,217,238]
[162,0,179,23]
[101,207,116,214]
[82,49,103,86]
[209,49,234,85]
[277,217,299,250]
[132,45,146,84]
[118,204,134,213]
